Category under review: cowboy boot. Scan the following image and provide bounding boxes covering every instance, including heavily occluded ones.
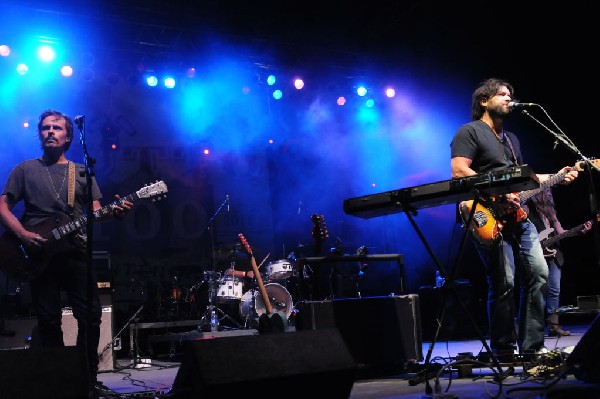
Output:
[548,313,570,337]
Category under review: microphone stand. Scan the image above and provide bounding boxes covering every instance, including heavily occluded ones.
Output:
[76,116,97,395]
[197,196,240,331]
[519,106,600,264]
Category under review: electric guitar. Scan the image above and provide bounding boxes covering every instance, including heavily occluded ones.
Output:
[0,180,168,282]
[459,159,600,245]
[238,233,288,333]
[538,214,598,258]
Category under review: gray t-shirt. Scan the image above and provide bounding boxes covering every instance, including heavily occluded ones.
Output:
[2,158,102,227]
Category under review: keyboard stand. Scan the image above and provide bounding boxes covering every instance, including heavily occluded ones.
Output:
[402,189,505,392]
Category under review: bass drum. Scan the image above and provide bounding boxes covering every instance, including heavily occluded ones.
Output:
[239,283,294,320]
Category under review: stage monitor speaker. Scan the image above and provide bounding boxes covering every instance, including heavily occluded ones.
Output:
[295,294,423,377]
[62,305,114,371]
[0,347,88,399]
[565,313,600,383]
[170,329,356,398]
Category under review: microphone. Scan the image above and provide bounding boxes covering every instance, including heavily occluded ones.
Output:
[508,102,537,109]
[226,194,230,212]
[74,115,85,125]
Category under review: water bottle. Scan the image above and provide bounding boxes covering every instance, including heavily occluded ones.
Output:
[435,270,445,288]
[210,309,218,332]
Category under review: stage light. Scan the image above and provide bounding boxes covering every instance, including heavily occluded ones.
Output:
[186,67,196,78]
[337,96,346,106]
[37,45,55,62]
[164,77,176,89]
[61,65,73,77]
[16,63,28,75]
[356,86,367,97]
[146,75,158,87]
[293,78,304,90]
[272,89,283,100]
[0,44,10,57]
[385,88,396,98]
[267,74,276,85]
[365,99,375,107]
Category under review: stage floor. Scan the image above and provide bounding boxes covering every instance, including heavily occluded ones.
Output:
[92,318,600,399]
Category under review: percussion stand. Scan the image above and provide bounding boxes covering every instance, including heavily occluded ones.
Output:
[197,196,241,331]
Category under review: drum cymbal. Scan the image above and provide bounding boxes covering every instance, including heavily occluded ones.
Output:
[213,247,250,269]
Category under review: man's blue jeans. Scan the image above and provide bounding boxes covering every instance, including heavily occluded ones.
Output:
[476,219,548,353]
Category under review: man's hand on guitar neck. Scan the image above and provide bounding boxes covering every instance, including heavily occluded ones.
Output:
[539,166,579,186]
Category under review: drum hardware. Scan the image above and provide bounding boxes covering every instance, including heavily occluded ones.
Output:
[198,262,242,331]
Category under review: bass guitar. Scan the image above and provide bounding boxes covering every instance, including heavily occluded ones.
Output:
[238,233,288,333]
[459,159,599,245]
[538,213,598,258]
[0,180,168,282]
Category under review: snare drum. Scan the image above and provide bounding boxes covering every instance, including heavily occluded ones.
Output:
[216,277,244,302]
[265,259,294,280]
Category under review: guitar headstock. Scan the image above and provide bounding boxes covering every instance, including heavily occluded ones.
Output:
[137,180,168,201]
[237,233,253,257]
[575,158,600,172]
[311,214,329,243]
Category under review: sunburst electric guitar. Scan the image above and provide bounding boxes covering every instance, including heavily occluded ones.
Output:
[0,180,168,281]
[459,159,599,245]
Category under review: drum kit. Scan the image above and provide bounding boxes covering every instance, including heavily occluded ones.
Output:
[158,243,297,330]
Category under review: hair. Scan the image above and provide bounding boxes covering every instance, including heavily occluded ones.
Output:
[532,187,558,221]
[37,109,74,152]
[471,78,514,121]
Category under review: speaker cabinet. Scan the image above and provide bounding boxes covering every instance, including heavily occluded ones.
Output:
[566,313,600,383]
[295,294,423,377]
[0,347,88,399]
[62,305,114,371]
[170,329,356,398]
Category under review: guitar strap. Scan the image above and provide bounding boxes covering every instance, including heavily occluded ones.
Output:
[67,161,76,209]
[503,134,519,165]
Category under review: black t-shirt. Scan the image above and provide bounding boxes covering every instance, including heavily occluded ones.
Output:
[2,158,102,226]
[450,119,524,172]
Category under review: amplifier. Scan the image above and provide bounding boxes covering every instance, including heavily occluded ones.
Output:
[62,306,114,371]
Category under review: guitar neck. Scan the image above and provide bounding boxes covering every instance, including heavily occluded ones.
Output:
[48,196,132,241]
[250,256,273,314]
[543,221,589,248]
[519,170,566,204]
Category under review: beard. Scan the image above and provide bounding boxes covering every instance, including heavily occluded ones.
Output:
[42,143,66,162]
